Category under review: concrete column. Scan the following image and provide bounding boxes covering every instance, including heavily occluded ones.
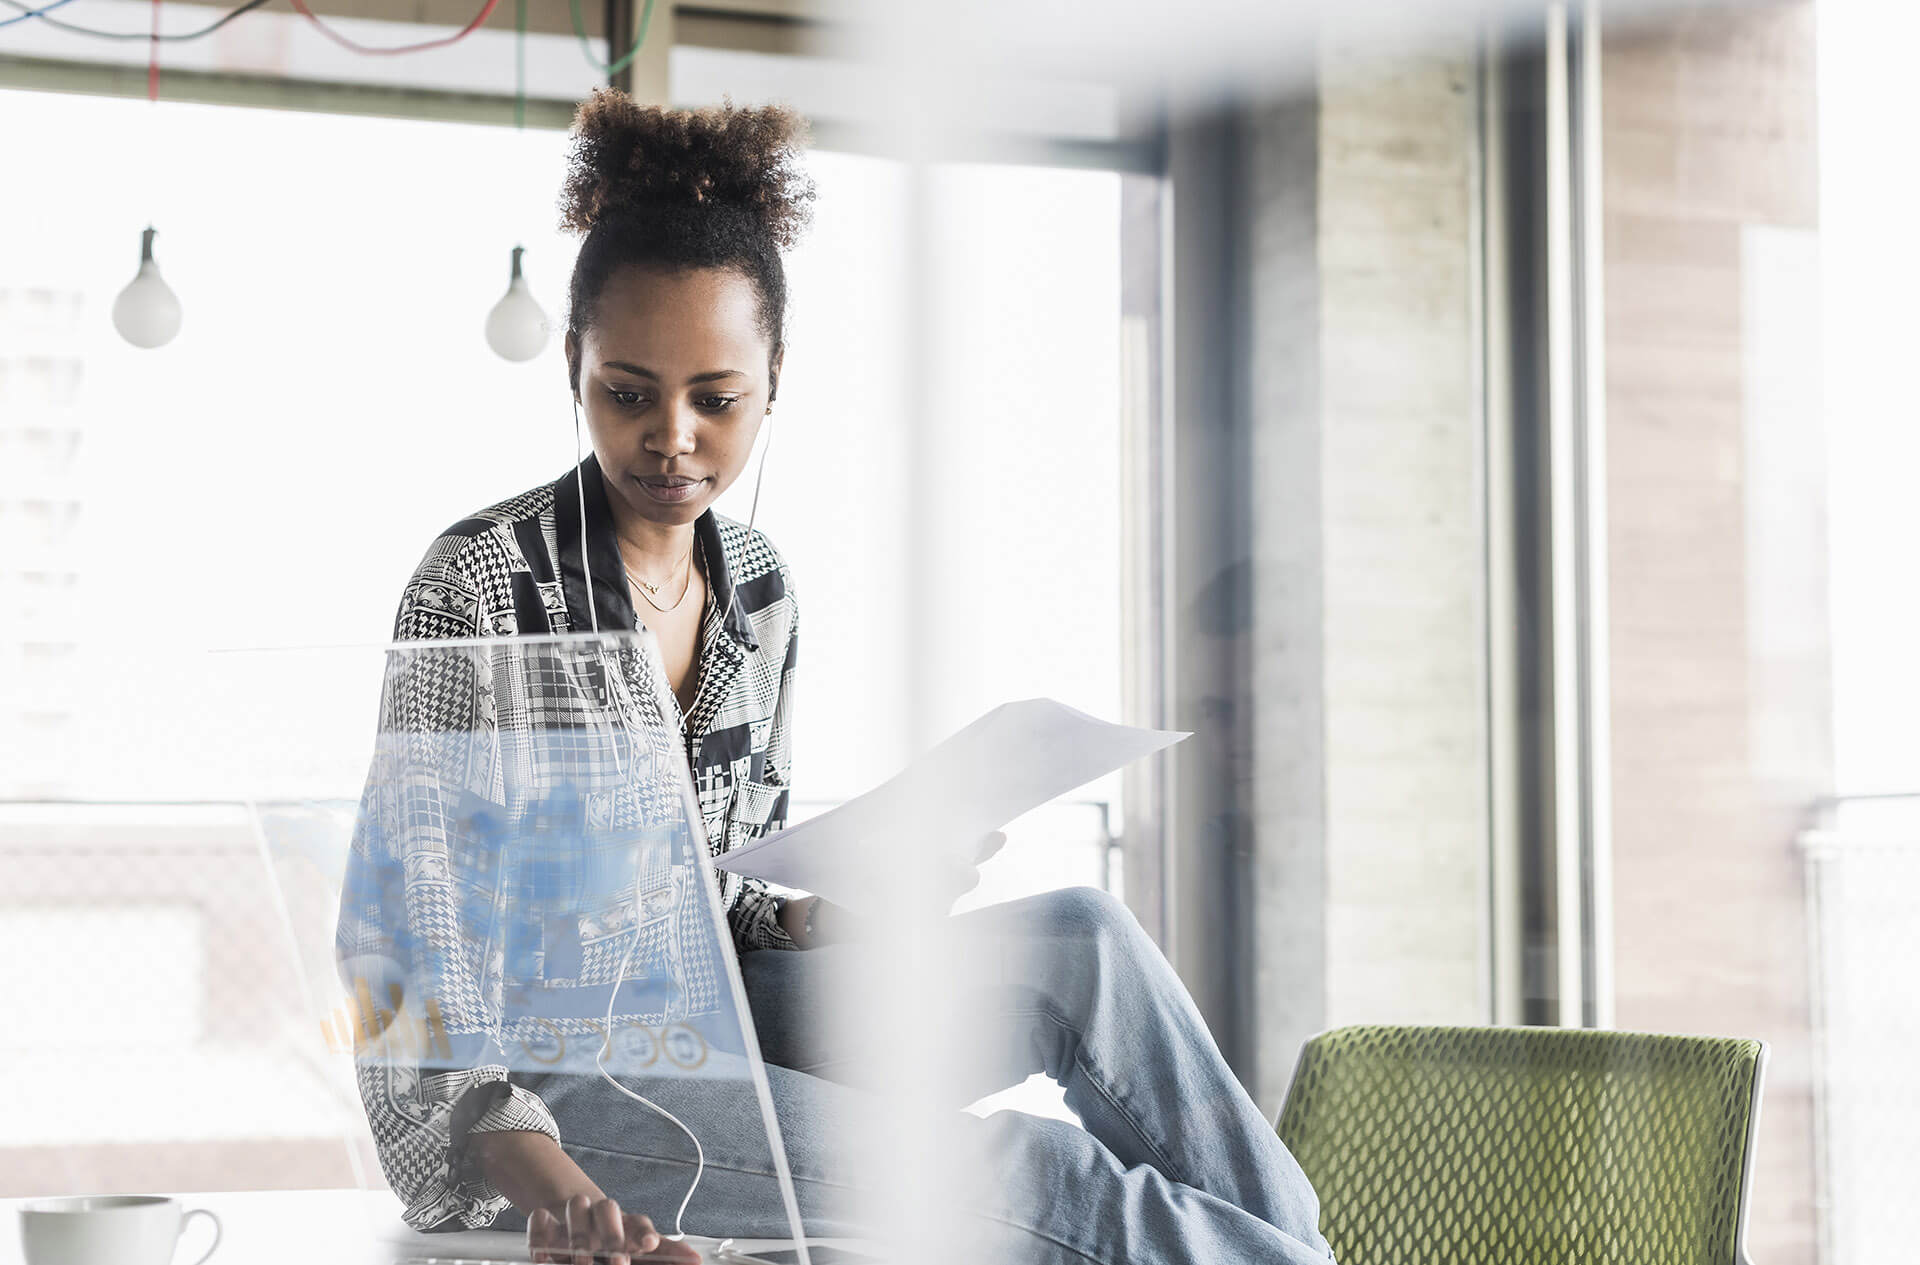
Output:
[1164,40,1490,1110]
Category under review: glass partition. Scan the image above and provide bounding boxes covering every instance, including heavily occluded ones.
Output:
[236,631,812,1254]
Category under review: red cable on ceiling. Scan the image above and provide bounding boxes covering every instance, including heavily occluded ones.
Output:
[146,0,160,100]
[285,0,501,55]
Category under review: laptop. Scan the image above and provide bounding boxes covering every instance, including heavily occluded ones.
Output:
[243,631,830,1264]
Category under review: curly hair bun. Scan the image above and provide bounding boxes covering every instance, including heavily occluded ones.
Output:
[559,89,816,251]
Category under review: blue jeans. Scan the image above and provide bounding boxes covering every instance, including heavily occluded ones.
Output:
[513,887,1332,1263]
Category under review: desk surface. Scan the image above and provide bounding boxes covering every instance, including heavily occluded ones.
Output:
[3,1189,860,1265]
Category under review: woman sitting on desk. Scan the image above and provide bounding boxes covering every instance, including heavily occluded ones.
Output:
[351,88,1332,1265]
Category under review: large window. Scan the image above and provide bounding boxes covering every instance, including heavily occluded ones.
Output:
[1802,3,1920,1260]
[0,83,1131,1190]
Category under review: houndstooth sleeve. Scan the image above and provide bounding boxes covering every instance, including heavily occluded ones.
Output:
[337,543,563,1231]
[724,564,801,953]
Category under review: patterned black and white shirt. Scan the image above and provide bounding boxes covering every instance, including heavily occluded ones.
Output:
[343,452,802,1231]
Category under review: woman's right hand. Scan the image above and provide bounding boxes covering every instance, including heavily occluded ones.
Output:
[527,1193,700,1265]
[473,1131,696,1264]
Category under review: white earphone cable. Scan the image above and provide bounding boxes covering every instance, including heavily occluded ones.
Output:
[576,390,707,1242]
[572,395,603,639]
[718,410,775,636]
[594,951,707,1241]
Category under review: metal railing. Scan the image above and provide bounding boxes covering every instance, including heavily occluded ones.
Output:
[0,794,1121,1197]
[1800,793,1920,1265]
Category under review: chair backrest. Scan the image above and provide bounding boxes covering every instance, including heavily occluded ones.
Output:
[1275,1025,1766,1265]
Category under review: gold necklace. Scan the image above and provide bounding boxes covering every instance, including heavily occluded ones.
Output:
[626,545,695,614]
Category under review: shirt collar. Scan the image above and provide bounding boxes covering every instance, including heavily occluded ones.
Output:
[553,454,759,652]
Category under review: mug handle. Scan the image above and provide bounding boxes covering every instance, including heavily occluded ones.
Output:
[174,1208,223,1265]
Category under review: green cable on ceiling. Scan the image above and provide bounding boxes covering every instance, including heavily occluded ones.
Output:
[569,0,659,80]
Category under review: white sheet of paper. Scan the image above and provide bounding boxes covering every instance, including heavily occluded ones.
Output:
[712,697,1189,908]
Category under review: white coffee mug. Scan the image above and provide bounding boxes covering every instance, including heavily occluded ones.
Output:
[19,1196,222,1265]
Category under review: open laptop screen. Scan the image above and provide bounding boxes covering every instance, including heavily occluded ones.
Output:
[243,631,811,1257]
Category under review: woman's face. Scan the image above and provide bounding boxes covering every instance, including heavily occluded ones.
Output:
[566,263,781,530]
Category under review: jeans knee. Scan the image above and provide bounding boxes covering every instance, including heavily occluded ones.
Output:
[1039,884,1139,946]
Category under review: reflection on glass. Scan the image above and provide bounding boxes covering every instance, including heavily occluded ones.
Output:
[252,632,811,1249]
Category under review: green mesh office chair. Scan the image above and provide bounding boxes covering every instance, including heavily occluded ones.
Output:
[1275,1025,1767,1265]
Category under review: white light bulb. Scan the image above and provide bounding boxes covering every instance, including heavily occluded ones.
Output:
[112,226,183,350]
[486,245,550,362]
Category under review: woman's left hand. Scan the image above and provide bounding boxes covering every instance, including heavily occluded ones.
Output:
[796,830,1007,943]
[910,829,1008,914]
[938,829,1007,906]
